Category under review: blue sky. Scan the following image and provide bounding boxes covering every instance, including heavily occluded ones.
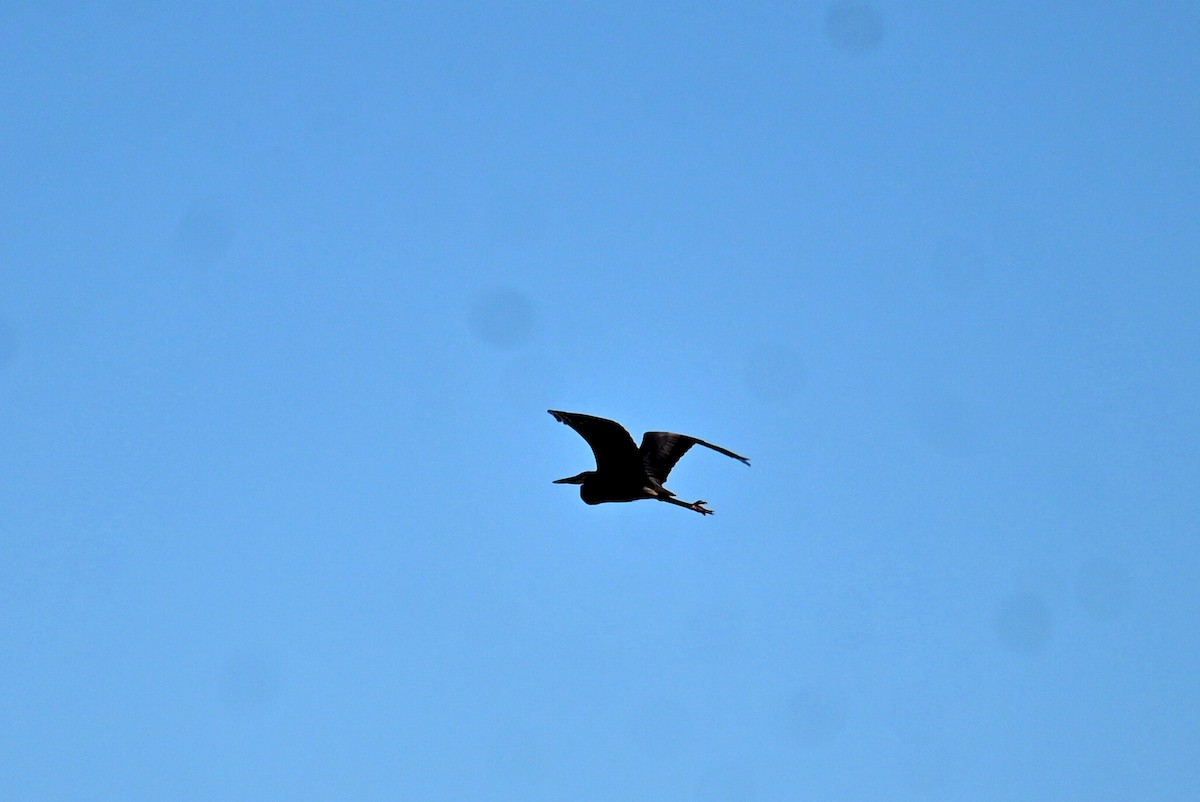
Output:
[2,2,1197,799]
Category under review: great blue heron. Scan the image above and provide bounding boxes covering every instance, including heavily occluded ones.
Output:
[548,409,750,515]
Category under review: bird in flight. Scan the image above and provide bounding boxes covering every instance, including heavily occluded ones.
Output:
[548,409,749,515]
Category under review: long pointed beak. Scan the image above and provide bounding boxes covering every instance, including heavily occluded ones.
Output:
[553,473,586,485]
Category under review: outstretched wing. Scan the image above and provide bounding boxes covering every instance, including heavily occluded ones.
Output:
[640,431,751,483]
[548,410,641,475]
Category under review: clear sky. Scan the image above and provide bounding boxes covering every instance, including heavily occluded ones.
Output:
[2,2,1197,799]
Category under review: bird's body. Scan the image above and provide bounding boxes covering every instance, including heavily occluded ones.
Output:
[548,410,749,515]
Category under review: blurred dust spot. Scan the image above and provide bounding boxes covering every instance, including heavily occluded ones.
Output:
[743,344,803,402]
[1077,558,1131,619]
[825,2,885,52]
[468,288,537,348]
[172,198,236,266]
[993,593,1052,655]
[0,320,16,369]
[218,652,281,716]
[785,685,847,748]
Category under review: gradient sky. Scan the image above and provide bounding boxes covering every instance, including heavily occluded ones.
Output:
[2,3,1198,800]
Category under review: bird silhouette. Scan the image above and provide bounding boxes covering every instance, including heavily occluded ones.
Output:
[548,410,749,515]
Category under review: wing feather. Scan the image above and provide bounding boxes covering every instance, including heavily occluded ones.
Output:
[548,410,641,475]
[640,431,750,483]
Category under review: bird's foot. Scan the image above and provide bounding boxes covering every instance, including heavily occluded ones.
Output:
[691,500,714,516]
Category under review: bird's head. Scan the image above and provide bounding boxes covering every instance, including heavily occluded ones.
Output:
[552,471,592,485]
